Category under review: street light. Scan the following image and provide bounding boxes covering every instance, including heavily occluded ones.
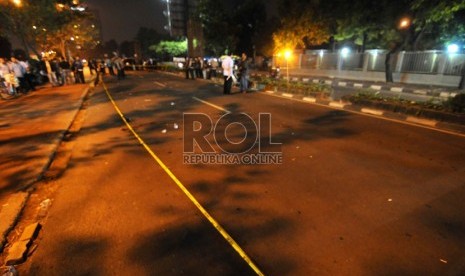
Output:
[11,0,21,7]
[284,49,292,92]
[447,44,459,54]
[399,18,410,29]
[341,47,350,58]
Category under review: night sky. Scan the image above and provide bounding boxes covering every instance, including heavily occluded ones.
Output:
[86,0,278,44]
[86,0,167,43]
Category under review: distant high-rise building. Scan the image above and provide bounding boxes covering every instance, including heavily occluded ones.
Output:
[163,0,204,57]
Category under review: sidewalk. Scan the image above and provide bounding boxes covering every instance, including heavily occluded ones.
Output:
[0,84,91,252]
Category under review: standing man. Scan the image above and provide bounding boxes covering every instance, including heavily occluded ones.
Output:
[58,57,73,85]
[239,53,249,93]
[10,56,29,93]
[72,56,85,84]
[222,53,234,95]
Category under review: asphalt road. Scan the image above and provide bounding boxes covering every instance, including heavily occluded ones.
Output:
[19,71,465,275]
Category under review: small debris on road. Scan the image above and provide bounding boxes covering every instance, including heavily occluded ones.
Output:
[2,266,18,276]
[39,199,51,210]
[144,99,152,102]
[440,259,448,264]
[161,129,167,133]
[170,102,175,106]
[173,123,179,129]
[388,198,393,202]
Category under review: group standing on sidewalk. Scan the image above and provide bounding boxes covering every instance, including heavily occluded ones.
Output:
[1,52,130,99]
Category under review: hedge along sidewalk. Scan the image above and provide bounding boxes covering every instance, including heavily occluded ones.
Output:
[250,72,463,99]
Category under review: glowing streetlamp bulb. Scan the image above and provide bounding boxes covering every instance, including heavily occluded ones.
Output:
[11,0,22,7]
[399,18,410,29]
[341,47,350,57]
[447,44,459,54]
[284,50,292,60]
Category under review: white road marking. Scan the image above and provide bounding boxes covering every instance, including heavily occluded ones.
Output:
[154,81,166,87]
[303,97,316,103]
[192,97,231,113]
[329,101,347,108]
[361,108,384,116]
[390,87,403,92]
[406,116,437,127]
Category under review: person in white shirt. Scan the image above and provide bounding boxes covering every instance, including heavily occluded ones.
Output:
[222,53,234,94]
[0,58,10,78]
[10,57,29,93]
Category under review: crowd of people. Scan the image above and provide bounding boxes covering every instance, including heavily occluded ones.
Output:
[0,52,128,97]
[1,50,253,98]
[184,53,250,94]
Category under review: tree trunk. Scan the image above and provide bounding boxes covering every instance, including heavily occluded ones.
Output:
[18,29,30,57]
[413,28,426,51]
[361,32,367,53]
[385,43,400,83]
[329,36,335,52]
[60,40,67,60]
[385,51,394,83]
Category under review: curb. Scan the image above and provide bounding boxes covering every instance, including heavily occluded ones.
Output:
[156,69,465,134]
[251,73,461,98]
[262,90,465,135]
[0,193,28,253]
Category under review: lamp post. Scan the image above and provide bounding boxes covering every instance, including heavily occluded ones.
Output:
[385,17,411,83]
[284,49,291,92]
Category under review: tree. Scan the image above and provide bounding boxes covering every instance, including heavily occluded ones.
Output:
[254,16,280,57]
[232,0,267,55]
[272,8,330,53]
[0,0,100,58]
[120,41,135,58]
[135,27,169,58]
[408,0,465,50]
[0,36,12,57]
[149,39,187,58]
[197,0,238,55]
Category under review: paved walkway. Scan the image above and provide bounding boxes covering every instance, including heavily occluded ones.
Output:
[0,84,90,205]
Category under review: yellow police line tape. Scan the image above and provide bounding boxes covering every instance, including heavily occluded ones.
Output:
[101,81,265,276]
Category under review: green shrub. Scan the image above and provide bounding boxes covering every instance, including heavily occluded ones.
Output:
[446,93,465,113]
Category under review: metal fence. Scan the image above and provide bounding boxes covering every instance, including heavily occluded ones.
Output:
[294,50,465,76]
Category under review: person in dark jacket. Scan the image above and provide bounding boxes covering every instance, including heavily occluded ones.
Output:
[239,53,249,93]
[72,56,85,84]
